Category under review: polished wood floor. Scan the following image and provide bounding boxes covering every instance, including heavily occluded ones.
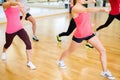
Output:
[0,12,120,80]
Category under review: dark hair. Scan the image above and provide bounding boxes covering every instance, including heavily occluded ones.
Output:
[73,0,77,6]
[1,0,6,4]
[4,0,6,2]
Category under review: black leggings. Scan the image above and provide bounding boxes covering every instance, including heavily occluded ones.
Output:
[96,14,120,31]
[4,29,32,49]
[72,34,95,43]
[59,18,76,37]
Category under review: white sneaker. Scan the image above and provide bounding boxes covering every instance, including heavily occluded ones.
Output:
[27,61,36,70]
[33,36,39,41]
[57,60,67,69]
[100,70,115,80]
[1,52,6,60]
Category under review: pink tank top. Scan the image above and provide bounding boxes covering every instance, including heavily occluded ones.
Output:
[109,0,120,15]
[73,12,93,38]
[4,6,23,34]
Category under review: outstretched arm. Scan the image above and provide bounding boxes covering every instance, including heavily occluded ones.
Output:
[73,6,108,14]
[72,4,108,18]
[84,0,96,4]
[70,0,96,7]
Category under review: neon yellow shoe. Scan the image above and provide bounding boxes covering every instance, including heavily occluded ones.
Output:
[85,43,94,48]
[56,35,61,42]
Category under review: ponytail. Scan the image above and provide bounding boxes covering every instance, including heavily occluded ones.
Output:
[73,0,76,6]
[4,0,6,2]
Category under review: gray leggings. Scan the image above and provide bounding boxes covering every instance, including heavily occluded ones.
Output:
[4,29,32,49]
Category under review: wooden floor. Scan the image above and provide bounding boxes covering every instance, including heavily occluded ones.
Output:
[0,12,120,80]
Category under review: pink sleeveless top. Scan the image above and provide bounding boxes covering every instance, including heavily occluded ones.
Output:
[73,12,93,38]
[109,0,120,15]
[4,6,23,34]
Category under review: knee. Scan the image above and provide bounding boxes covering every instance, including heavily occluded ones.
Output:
[31,19,36,25]
[99,48,106,56]
[26,44,32,50]
[26,42,32,49]
[4,43,11,49]
[68,47,76,53]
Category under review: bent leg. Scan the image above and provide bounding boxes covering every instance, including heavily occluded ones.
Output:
[59,40,79,60]
[27,15,36,36]
[59,18,76,37]
[96,14,114,31]
[17,29,32,61]
[88,36,107,72]
[4,33,16,52]
[1,33,16,60]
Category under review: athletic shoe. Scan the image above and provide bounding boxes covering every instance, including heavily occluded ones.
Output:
[27,61,36,70]
[85,43,94,48]
[56,35,61,42]
[100,70,115,80]
[1,52,6,60]
[57,60,67,69]
[33,36,39,41]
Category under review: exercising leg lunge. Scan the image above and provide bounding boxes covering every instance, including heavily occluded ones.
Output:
[57,0,115,79]
[96,0,120,32]
[57,18,76,42]
[96,14,120,31]
[1,0,36,70]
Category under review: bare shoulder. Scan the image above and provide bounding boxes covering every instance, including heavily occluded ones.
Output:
[71,6,79,18]
[72,5,86,14]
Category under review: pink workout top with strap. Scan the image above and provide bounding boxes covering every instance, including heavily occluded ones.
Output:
[73,12,93,38]
[4,6,23,34]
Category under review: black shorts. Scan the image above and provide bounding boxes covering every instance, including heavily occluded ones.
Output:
[20,13,31,20]
[72,34,95,43]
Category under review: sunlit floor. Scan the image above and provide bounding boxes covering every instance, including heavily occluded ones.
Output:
[0,8,120,80]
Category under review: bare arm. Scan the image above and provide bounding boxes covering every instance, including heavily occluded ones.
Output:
[72,5,108,18]
[16,0,30,11]
[2,1,26,21]
[84,0,96,4]
[19,3,26,22]
[70,0,74,7]
[2,1,20,10]
[16,0,27,21]
[85,7,107,12]
[70,0,96,7]
[16,0,20,1]
[73,5,107,13]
